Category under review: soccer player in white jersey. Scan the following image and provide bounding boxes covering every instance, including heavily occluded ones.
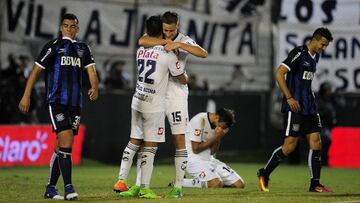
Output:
[184,108,245,188]
[140,11,208,198]
[114,11,207,198]
[115,15,186,199]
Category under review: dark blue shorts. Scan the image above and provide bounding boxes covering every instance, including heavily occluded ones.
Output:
[283,111,322,137]
[48,104,81,135]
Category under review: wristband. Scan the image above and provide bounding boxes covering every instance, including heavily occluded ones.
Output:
[286,97,292,100]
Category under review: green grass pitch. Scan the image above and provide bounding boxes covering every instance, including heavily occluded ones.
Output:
[1,160,360,203]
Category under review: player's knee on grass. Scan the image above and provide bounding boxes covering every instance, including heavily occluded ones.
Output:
[231,180,245,188]
[207,178,223,188]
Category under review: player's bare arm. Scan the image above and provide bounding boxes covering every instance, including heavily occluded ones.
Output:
[18,64,42,113]
[165,42,208,58]
[87,65,99,101]
[138,35,172,48]
[191,126,227,154]
[275,65,301,112]
[210,140,221,155]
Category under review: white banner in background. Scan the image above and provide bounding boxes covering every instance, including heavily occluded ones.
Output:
[276,24,360,92]
[276,0,360,93]
[1,0,262,64]
[279,0,360,26]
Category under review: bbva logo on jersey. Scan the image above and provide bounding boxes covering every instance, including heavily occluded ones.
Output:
[302,71,314,81]
[61,56,81,67]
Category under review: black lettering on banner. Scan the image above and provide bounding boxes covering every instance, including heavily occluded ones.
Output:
[206,23,217,54]
[354,68,360,89]
[6,0,25,32]
[286,33,297,53]
[58,7,67,38]
[352,38,360,58]
[321,0,337,24]
[35,4,53,39]
[138,14,148,39]
[335,68,348,91]
[187,19,208,47]
[110,8,136,47]
[335,38,347,59]
[237,22,254,55]
[221,23,237,54]
[83,10,101,44]
[25,0,34,35]
[295,0,313,23]
[321,49,332,59]
[302,35,311,47]
[278,0,287,21]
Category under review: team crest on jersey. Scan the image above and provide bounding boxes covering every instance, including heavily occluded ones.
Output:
[55,113,65,122]
[158,127,164,135]
[194,129,202,136]
[77,48,84,57]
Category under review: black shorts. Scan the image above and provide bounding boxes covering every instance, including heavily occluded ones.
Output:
[283,111,322,137]
[48,104,81,135]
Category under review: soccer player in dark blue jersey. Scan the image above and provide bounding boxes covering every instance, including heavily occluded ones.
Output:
[257,27,333,193]
[19,13,98,200]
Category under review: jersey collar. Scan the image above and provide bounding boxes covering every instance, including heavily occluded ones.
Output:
[62,36,77,43]
[304,45,316,59]
[172,32,179,41]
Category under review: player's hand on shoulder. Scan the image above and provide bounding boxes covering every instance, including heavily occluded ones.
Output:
[88,88,98,101]
[165,42,181,52]
[18,96,30,114]
[287,98,301,112]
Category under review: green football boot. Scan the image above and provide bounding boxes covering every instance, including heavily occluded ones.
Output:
[119,185,140,197]
[139,188,161,199]
[164,187,183,198]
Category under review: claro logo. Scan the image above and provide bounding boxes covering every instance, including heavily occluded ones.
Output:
[0,131,48,162]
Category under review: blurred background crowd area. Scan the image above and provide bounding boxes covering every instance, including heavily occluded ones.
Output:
[1,0,358,124]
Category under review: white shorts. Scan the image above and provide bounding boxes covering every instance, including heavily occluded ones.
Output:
[165,81,189,135]
[130,109,166,143]
[187,156,242,186]
[165,98,188,135]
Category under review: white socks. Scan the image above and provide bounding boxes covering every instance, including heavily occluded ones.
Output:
[174,149,187,188]
[140,147,157,188]
[183,178,208,188]
[135,152,142,186]
[118,142,140,180]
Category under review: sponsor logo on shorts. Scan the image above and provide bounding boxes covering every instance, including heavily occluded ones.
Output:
[158,127,164,135]
[194,129,201,136]
[56,113,65,122]
[292,124,300,132]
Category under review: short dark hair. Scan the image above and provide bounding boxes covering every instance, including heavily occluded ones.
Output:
[162,11,179,24]
[61,13,79,25]
[312,27,333,42]
[145,15,163,37]
[216,108,236,128]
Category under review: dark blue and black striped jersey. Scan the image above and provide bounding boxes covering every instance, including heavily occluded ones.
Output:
[35,37,95,108]
[280,45,320,115]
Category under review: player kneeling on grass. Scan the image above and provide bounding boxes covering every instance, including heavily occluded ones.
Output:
[183,108,245,188]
